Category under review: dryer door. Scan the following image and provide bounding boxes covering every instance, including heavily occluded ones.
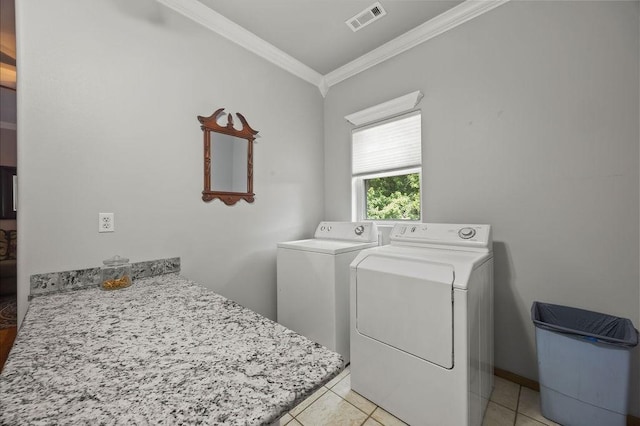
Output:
[355,255,454,368]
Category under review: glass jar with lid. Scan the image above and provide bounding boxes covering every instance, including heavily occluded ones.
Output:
[101,255,132,290]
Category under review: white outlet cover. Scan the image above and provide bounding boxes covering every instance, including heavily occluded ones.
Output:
[99,212,115,233]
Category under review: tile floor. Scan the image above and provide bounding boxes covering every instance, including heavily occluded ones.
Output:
[276,368,561,426]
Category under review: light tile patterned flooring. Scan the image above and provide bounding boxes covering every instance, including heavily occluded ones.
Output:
[276,369,561,426]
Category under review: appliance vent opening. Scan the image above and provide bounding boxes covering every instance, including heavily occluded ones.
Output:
[346,2,387,32]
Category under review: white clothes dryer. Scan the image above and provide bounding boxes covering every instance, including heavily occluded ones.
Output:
[277,222,378,364]
[350,223,493,426]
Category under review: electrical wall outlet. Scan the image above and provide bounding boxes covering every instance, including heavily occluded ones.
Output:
[99,213,115,233]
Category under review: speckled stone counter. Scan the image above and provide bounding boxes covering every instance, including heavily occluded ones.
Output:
[0,274,344,425]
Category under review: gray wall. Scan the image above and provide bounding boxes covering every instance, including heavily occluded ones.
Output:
[324,0,640,415]
[15,0,325,323]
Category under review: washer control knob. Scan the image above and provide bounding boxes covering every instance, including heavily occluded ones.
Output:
[354,225,364,236]
[458,227,476,239]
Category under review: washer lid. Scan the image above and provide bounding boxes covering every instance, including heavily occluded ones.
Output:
[278,239,378,255]
[354,255,454,368]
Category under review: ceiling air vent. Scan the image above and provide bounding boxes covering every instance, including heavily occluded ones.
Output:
[346,2,387,32]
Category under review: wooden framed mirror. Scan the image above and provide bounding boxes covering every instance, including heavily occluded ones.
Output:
[197,108,259,205]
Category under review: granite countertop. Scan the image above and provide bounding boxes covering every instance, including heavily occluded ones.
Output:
[0,273,343,425]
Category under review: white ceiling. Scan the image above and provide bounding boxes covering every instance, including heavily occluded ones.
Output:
[197,0,465,75]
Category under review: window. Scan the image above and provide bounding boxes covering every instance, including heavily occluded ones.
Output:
[352,111,422,222]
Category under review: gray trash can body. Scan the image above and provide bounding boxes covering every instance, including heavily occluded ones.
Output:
[531,302,638,426]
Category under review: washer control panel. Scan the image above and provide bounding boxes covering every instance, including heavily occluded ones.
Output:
[314,221,378,242]
[390,223,491,249]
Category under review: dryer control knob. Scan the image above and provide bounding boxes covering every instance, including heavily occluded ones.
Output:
[458,227,476,239]
[354,225,364,236]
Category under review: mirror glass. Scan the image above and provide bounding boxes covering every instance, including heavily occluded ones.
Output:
[211,134,248,193]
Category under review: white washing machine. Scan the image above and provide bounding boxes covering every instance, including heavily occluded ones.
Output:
[277,221,378,364]
[350,223,493,426]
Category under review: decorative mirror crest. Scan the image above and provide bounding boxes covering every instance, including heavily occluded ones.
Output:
[197,108,259,205]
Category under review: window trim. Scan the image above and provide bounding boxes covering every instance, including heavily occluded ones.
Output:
[345,91,423,126]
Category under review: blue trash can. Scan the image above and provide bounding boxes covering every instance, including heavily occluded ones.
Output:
[531,302,638,426]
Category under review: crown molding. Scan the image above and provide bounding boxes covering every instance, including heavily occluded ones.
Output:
[345,91,423,126]
[156,0,324,88]
[318,77,329,98]
[324,0,510,89]
[157,0,509,97]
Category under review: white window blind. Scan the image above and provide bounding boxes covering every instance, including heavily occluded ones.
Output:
[352,111,421,176]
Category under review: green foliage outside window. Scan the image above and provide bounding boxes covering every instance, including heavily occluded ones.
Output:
[365,173,420,220]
